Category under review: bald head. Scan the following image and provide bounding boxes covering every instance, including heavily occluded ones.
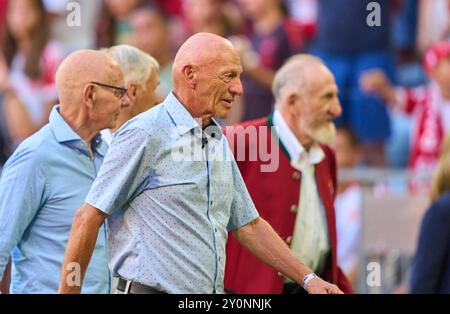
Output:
[171,32,243,122]
[55,50,123,106]
[173,33,237,89]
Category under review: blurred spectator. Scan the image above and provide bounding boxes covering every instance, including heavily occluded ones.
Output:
[182,0,237,37]
[172,0,243,52]
[97,0,145,47]
[43,0,102,54]
[391,0,419,55]
[285,0,317,41]
[100,44,160,144]
[361,41,450,182]
[129,5,173,98]
[410,133,450,293]
[417,0,450,54]
[1,0,63,145]
[333,127,362,290]
[155,0,182,16]
[0,95,11,168]
[0,54,11,168]
[0,0,7,33]
[234,0,304,122]
[312,0,395,167]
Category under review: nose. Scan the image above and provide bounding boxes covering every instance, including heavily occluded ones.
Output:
[330,97,342,118]
[230,78,243,97]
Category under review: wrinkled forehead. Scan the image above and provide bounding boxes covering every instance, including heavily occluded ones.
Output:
[306,66,337,94]
[208,49,243,73]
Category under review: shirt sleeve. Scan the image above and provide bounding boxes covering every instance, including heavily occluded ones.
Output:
[0,147,46,280]
[85,127,151,215]
[227,157,259,231]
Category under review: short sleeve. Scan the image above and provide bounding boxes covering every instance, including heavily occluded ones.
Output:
[227,158,259,231]
[85,127,151,215]
[0,147,46,278]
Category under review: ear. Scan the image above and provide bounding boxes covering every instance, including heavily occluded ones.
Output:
[129,82,138,100]
[182,64,197,88]
[285,93,300,114]
[83,83,95,109]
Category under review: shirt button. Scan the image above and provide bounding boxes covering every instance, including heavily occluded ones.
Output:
[290,204,298,213]
[292,171,301,180]
[214,228,217,233]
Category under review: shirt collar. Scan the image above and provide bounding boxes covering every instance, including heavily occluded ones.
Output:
[49,105,108,157]
[272,109,325,169]
[163,92,223,141]
[164,92,201,136]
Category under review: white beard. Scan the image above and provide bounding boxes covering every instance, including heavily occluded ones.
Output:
[310,122,337,145]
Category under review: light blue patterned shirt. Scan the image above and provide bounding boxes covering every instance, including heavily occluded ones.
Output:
[86,92,259,294]
[0,106,110,294]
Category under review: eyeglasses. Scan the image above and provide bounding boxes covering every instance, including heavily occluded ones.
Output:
[89,81,128,99]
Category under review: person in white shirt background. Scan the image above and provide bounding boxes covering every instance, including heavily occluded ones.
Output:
[332,126,362,290]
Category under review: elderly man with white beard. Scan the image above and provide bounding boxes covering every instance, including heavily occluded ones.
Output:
[224,54,353,294]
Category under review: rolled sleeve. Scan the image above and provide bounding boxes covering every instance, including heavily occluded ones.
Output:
[227,160,259,231]
[86,127,151,215]
[0,148,46,279]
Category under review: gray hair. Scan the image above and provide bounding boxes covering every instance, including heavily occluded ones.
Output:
[272,54,324,107]
[102,45,159,89]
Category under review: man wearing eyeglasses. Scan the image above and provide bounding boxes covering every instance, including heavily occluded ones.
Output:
[0,50,126,293]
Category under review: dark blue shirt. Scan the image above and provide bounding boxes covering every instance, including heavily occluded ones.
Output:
[411,191,450,293]
[315,0,390,54]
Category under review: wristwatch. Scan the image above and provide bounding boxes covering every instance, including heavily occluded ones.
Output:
[302,273,318,290]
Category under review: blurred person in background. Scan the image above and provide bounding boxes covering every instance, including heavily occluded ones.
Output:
[332,127,362,290]
[284,0,318,42]
[312,0,395,167]
[410,133,450,293]
[361,41,450,190]
[232,0,304,122]
[97,0,145,47]
[174,0,243,59]
[129,5,173,98]
[1,0,63,145]
[100,45,160,144]
[417,0,450,54]
[43,0,102,54]
[0,53,12,170]
[0,0,7,33]
[181,0,239,38]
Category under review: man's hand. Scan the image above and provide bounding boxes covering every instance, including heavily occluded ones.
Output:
[305,277,344,294]
[360,69,397,105]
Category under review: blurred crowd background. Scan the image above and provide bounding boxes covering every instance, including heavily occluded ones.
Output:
[0,0,449,293]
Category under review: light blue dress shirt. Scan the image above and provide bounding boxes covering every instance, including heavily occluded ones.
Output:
[0,106,110,294]
[86,92,259,294]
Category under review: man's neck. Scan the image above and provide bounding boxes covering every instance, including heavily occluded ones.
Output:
[60,107,98,149]
[281,111,313,151]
